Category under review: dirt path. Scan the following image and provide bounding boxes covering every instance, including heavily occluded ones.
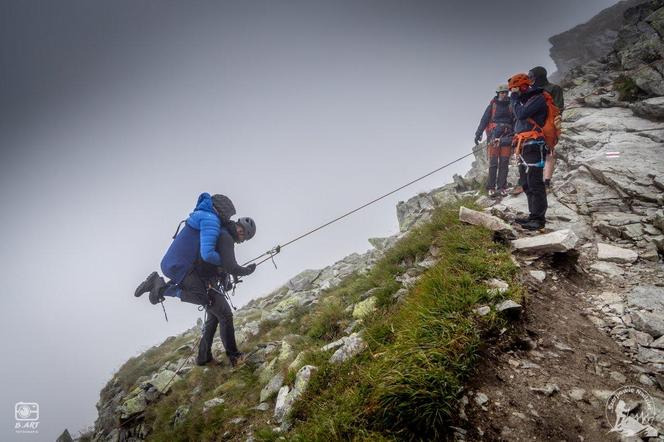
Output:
[457,252,663,441]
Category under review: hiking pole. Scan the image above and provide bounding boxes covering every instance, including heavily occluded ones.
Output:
[160,299,168,322]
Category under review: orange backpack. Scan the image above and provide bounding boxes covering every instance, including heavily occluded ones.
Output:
[529,91,560,150]
[513,91,561,155]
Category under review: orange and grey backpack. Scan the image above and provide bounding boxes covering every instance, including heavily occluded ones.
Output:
[485,100,497,138]
[513,91,561,155]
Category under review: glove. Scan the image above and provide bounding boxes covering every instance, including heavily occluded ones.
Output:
[474,134,481,145]
[245,263,257,275]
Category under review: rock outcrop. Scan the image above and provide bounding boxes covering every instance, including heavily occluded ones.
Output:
[548,0,647,78]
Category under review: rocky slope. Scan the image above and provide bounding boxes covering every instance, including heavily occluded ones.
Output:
[68,2,664,441]
[548,0,648,80]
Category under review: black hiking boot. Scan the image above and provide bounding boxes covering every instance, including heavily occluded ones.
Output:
[229,353,247,369]
[515,217,531,225]
[148,276,166,305]
[134,272,158,297]
[522,220,545,231]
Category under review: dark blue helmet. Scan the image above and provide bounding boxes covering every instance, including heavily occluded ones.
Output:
[237,217,256,241]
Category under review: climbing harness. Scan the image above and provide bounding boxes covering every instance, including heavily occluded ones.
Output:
[208,277,238,311]
[516,140,548,173]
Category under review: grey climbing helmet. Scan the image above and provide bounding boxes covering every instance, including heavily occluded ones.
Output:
[237,217,256,241]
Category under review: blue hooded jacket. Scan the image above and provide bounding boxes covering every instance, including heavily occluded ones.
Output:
[511,87,547,136]
[475,97,514,141]
[160,193,226,284]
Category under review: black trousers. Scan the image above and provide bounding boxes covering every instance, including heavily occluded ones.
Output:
[518,142,548,223]
[164,272,240,363]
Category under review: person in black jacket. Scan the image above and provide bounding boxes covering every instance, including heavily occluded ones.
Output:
[509,73,549,230]
[192,217,257,367]
[529,66,564,188]
[475,84,515,196]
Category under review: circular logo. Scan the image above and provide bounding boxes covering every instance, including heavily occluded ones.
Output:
[16,406,32,419]
[605,385,657,437]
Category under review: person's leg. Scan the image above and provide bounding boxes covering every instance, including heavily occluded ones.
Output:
[160,281,179,298]
[514,163,531,224]
[207,290,241,359]
[523,143,547,226]
[176,272,210,306]
[544,150,556,186]
[512,158,526,195]
[497,145,511,191]
[521,162,531,208]
[169,272,223,363]
[196,313,219,365]
[528,166,547,224]
[487,142,498,192]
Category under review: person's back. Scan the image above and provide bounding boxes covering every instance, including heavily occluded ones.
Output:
[528,66,563,187]
[528,66,564,111]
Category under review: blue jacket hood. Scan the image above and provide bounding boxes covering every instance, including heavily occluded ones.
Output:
[194,192,216,214]
[187,192,221,230]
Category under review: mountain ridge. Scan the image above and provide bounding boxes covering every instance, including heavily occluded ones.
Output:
[62,2,664,440]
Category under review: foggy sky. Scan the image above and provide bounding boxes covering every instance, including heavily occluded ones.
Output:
[0,1,617,439]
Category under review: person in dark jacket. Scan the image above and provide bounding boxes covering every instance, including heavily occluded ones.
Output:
[134,193,257,367]
[508,73,548,230]
[528,66,564,110]
[529,66,564,188]
[475,84,515,196]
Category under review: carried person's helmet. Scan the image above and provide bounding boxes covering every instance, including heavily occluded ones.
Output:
[237,217,256,241]
[496,84,509,93]
[508,73,532,90]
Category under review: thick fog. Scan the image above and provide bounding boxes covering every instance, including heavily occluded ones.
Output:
[0,0,616,439]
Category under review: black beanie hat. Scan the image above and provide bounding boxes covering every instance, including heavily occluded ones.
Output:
[529,66,548,86]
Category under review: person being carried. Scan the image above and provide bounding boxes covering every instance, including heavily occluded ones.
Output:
[134,192,257,367]
[474,84,515,197]
[528,66,564,188]
[508,73,549,231]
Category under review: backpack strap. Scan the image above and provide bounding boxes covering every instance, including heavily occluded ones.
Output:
[172,219,187,239]
[485,99,498,137]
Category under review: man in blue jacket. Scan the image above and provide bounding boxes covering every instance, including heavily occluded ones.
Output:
[134,193,257,367]
[508,73,549,230]
[474,84,515,196]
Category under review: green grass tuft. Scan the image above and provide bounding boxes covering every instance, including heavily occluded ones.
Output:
[286,202,521,440]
